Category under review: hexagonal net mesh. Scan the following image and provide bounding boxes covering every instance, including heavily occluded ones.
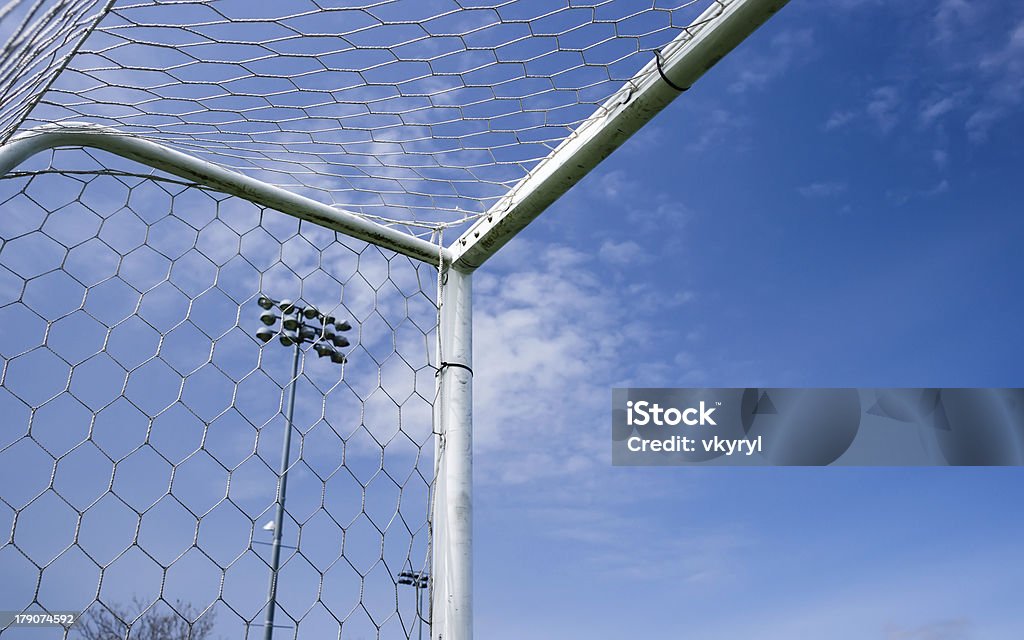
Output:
[0,146,439,639]
[0,1,767,637]
[0,0,727,237]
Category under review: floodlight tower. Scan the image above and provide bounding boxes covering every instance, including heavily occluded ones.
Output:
[398,570,430,640]
[255,294,352,640]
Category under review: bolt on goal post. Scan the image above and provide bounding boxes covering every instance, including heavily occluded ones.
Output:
[0,1,787,639]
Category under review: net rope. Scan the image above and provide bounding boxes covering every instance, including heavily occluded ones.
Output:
[0,0,724,237]
[0,2,737,638]
[0,146,438,638]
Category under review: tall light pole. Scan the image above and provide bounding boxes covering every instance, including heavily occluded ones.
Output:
[398,570,429,640]
[255,294,352,640]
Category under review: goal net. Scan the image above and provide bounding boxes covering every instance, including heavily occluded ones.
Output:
[0,1,786,638]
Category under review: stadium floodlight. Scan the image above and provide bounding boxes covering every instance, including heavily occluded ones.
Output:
[252,295,353,640]
[313,342,336,359]
[277,299,296,314]
[0,1,790,639]
[398,571,430,640]
[259,310,278,326]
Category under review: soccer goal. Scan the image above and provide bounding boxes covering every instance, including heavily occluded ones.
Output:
[0,1,787,638]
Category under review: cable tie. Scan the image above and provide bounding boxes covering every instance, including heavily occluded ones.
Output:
[438,361,473,376]
[654,49,689,92]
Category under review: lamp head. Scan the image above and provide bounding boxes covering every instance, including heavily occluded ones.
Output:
[313,342,336,358]
[282,313,300,331]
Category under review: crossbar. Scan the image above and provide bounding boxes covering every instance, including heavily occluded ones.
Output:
[0,123,448,266]
[448,0,790,271]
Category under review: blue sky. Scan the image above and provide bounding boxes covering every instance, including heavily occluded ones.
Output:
[471,1,1024,638]
[1,1,1023,639]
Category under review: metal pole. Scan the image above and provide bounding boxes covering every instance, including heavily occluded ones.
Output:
[432,266,473,640]
[0,123,448,267]
[449,0,790,270]
[263,342,301,640]
[417,582,424,640]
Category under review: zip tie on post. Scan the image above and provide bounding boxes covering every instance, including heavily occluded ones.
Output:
[438,361,473,376]
[654,49,689,92]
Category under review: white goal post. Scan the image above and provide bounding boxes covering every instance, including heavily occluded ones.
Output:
[0,1,788,639]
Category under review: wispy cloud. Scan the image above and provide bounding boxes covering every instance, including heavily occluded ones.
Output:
[598,239,647,266]
[965,108,1002,143]
[886,179,951,205]
[919,93,964,128]
[829,0,882,9]
[729,28,814,94]
[686,107,745,152]
[823,109,857,131]
[473,242,627,478]
[798,181,847,198]
[885,619,971,640]
[596,169,636,200]
[472,238,696,485]
[824,86,902,135]
[867,86,901,134]
[934,0,979,43]
[922,179,950,197]
[965,19,1024,142]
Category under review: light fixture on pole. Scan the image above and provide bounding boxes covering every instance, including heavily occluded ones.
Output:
[398,570,429,640]
[254,293,353,640]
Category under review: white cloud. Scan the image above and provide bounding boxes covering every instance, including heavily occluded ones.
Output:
[598,239,645,266]
[934,0,978,43]
[798,181,848,198]
[966,19,1024,143]
[867,86,901,134]
[625,201,691,236]
[829,0,882,8]
[596,169,635,200]
[472,240,693,485]
[824,110,856,131]
[686,107,744,152]
[965,107,1002,143]
[729,28,814,94]
[919,94,961,127]
[885,619,971,640]
[921,179,950,197]
[826,87,903,135]
[886,179,952,205]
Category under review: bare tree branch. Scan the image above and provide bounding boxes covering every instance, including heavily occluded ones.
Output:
[75,599,216,640]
